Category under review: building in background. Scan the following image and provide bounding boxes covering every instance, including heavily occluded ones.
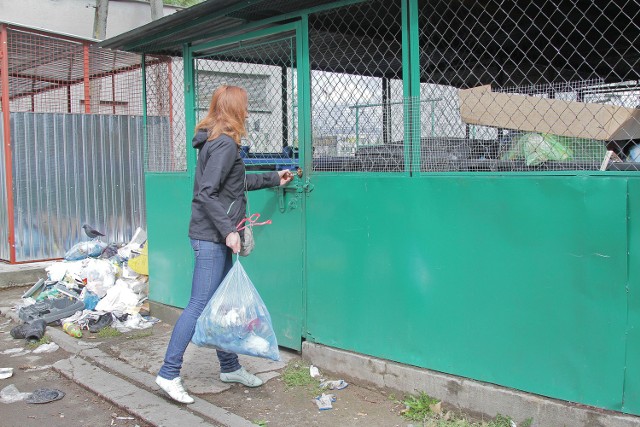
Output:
[0,0,181,40]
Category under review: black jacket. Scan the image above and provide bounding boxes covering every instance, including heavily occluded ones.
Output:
[188,130,280,243]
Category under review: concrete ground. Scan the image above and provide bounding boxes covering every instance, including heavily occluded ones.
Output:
[1,262,640,427]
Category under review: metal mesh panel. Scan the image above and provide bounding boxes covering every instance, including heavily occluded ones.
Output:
[0,119,9,261]
[309,0,404,172]
[193,36,299,171]
[6,29,145,116]
[144,56,187,172]
[417,0,640,172]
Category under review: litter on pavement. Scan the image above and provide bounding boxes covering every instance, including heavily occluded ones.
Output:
[9,227,158,341]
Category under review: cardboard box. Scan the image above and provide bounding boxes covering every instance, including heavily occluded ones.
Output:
[458,85,640,141]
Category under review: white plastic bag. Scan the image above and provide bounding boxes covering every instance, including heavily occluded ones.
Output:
[192,259,280,361]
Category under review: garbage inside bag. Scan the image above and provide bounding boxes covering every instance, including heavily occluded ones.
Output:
[192,259,280,361]
[64,241,107,261]
[84,258,118,298]
[10,319,47,342]
[81,289,100,310]
[128,244,149,275]
[94,279,140,313]
[502,132,573,166]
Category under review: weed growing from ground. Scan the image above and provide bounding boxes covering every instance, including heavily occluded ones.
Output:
[281,362,323,396]
[401,391,440,421]
[96,326,122,338]
[399,391,533,427]
[26,335,51,349]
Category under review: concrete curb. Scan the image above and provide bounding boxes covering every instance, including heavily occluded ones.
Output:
[302,342,640,427]
[0,267,47,289]
[0,304,254,427]
[54,357,216,427]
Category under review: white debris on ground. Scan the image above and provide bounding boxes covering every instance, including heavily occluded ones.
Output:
[12,227,157,337]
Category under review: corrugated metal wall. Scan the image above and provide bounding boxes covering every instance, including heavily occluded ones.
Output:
[5,112,151,262]
[0,119,10,261]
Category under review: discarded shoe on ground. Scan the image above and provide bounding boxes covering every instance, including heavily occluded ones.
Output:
[88,313,113,333]
[10,319,47,342]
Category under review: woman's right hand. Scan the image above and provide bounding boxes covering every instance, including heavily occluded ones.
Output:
[226,231,241,253]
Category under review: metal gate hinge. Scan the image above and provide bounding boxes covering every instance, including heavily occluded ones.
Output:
[303,179,314,193]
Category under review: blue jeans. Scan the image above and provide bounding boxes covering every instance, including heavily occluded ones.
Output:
[158,239,241,380]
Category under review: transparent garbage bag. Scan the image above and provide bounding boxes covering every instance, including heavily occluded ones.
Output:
[192,259,280,361]
[64,241,107,261]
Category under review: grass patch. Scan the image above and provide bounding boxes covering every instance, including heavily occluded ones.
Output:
[282,362,316,387]
[401,391,440,421]
[398,391,533,427]
[252,420,267,426]
[26,335,51,349]
[96,326,122,338]
[281,362,323,396]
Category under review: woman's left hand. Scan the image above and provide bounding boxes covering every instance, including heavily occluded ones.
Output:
[278,170,294,186]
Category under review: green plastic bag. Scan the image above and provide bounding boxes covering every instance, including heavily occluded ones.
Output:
[503,133,573,166]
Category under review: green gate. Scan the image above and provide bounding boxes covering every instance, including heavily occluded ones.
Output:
[189,23,308,350]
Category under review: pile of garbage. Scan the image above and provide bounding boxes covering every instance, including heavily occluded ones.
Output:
[11,227,155,341]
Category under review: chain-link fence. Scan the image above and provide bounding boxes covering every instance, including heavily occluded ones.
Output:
[416,0,639,172]
[309,0,405,172]
[144,56,188,172]
[97,0,639,176]
[192,34,299,171]
[304,0,639,173]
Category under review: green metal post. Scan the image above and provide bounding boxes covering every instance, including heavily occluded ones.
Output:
[402,0,420,175]
[408,0,420,174]
[183,44,196,175]
[298,16,311,337]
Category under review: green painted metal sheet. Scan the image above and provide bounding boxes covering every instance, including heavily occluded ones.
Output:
[240,186,304,351]
[306,175,628,411]
[624,178,640,414]
[146,174,194,308]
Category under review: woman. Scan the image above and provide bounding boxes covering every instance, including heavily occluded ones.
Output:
[155,85,294,404]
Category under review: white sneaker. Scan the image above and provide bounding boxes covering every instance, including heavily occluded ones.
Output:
[155,376,195,404]
[220,367,263,387]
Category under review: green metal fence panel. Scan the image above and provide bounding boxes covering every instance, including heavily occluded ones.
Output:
[146,173,194,307]
[624,178,640,414]
[240,187,304,351]
[306,175,629,411]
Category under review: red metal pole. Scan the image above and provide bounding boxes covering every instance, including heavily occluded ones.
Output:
[83,42,90,113]
[1,24,17,263]
[112,74,116,114]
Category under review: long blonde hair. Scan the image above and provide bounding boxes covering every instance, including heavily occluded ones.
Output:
[195,85,248,145]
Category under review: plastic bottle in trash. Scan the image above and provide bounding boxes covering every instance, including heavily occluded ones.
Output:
[63,322,82,338]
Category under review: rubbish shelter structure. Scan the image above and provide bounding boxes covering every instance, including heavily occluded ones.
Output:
[100,0,640,417]
[0,22,172,263]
